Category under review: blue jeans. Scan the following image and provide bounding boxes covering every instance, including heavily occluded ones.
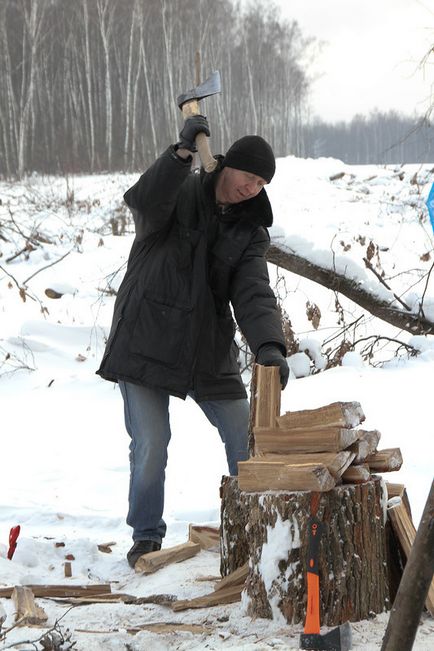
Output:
[118,381,249,543]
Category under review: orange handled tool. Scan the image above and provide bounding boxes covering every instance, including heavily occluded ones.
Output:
[300,505,352,651]
[303,516,324,636]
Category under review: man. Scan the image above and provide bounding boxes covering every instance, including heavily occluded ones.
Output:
[97,116,289,568]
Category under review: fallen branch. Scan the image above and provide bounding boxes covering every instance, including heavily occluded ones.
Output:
[363,257,411,311]
[266,244,434,335]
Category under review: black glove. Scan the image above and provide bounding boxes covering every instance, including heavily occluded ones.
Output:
[176,115,210,152]
[256,344,289,389]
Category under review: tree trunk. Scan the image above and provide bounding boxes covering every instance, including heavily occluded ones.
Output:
[220,475,390,626]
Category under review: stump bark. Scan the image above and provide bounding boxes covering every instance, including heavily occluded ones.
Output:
[220,475,390,625]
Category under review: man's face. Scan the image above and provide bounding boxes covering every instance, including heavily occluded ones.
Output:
[215,166,267,205]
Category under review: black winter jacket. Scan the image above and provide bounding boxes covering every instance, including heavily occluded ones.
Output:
[96,146,286,400]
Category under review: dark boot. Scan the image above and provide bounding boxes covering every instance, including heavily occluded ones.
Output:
[127,540,161,568]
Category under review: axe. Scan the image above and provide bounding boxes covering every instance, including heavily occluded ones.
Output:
[177,69,221,173]
[300,496,352,651]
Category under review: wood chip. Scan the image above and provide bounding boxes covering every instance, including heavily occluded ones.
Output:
[12,586,48,625]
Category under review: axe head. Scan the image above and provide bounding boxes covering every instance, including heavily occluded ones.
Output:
[300,622,352,651]
[177,70,221,109]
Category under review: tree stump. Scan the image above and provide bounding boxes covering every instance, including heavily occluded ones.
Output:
[220,475,390,625]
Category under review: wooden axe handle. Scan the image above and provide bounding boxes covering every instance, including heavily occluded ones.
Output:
[182,99,217,173]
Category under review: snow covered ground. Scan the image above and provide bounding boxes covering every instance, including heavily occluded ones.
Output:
[1,156,433,650]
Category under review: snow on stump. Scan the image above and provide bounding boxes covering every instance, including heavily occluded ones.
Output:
[220,474,390,626]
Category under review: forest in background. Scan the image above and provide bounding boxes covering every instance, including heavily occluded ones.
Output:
[0,0,309,177]
[301,111,434,165]
[0,0,432,178]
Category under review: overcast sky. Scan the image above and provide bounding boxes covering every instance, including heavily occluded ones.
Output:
[269,0,433,123]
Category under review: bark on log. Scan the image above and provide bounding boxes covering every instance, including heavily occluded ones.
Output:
[266,244,434,335]
[220,475,389,625]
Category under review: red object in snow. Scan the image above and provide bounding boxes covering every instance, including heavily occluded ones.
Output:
[7,525,21,560]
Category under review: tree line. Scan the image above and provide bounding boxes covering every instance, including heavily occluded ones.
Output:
[300,111,434,164]
[0,0,310,178]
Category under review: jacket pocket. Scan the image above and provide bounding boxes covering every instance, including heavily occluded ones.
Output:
[130,297,190,368]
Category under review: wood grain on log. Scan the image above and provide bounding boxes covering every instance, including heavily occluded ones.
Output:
[253,451,355,479]
[276,401,365,430]
[238,459,335,492]
[342,464,371,484]
[367,448,403,472]
[254,426,359,454]
[253,365,281,429]
[135,541,200,574]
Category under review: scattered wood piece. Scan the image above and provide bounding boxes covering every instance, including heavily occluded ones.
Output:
[64,561,72,578]
[329,171,346,181]
[75,622,214,635]
[129,593,178,607]
[388,495,434,617]
[238,459,335,492]
[12,586,48,626]
[97,541,116,553]
[188,524,220,550]
[135,541,200,574]
[386,482,413,518]
[253,364,281,429]
[127,622,214,635]
[195,575,221,582]
[276,401,365,430]
[342,464,371,484]
[254,426,359,454]
[48,592,177,607]
[367,448,403,472]
[0,584,112,599]
[255,451,355,479]
[172,583,243,612]
[214,562,248,592]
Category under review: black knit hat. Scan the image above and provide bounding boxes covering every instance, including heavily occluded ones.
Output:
[222,135,276,183]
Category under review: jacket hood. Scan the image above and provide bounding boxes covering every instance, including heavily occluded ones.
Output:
[200,156,274,228]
